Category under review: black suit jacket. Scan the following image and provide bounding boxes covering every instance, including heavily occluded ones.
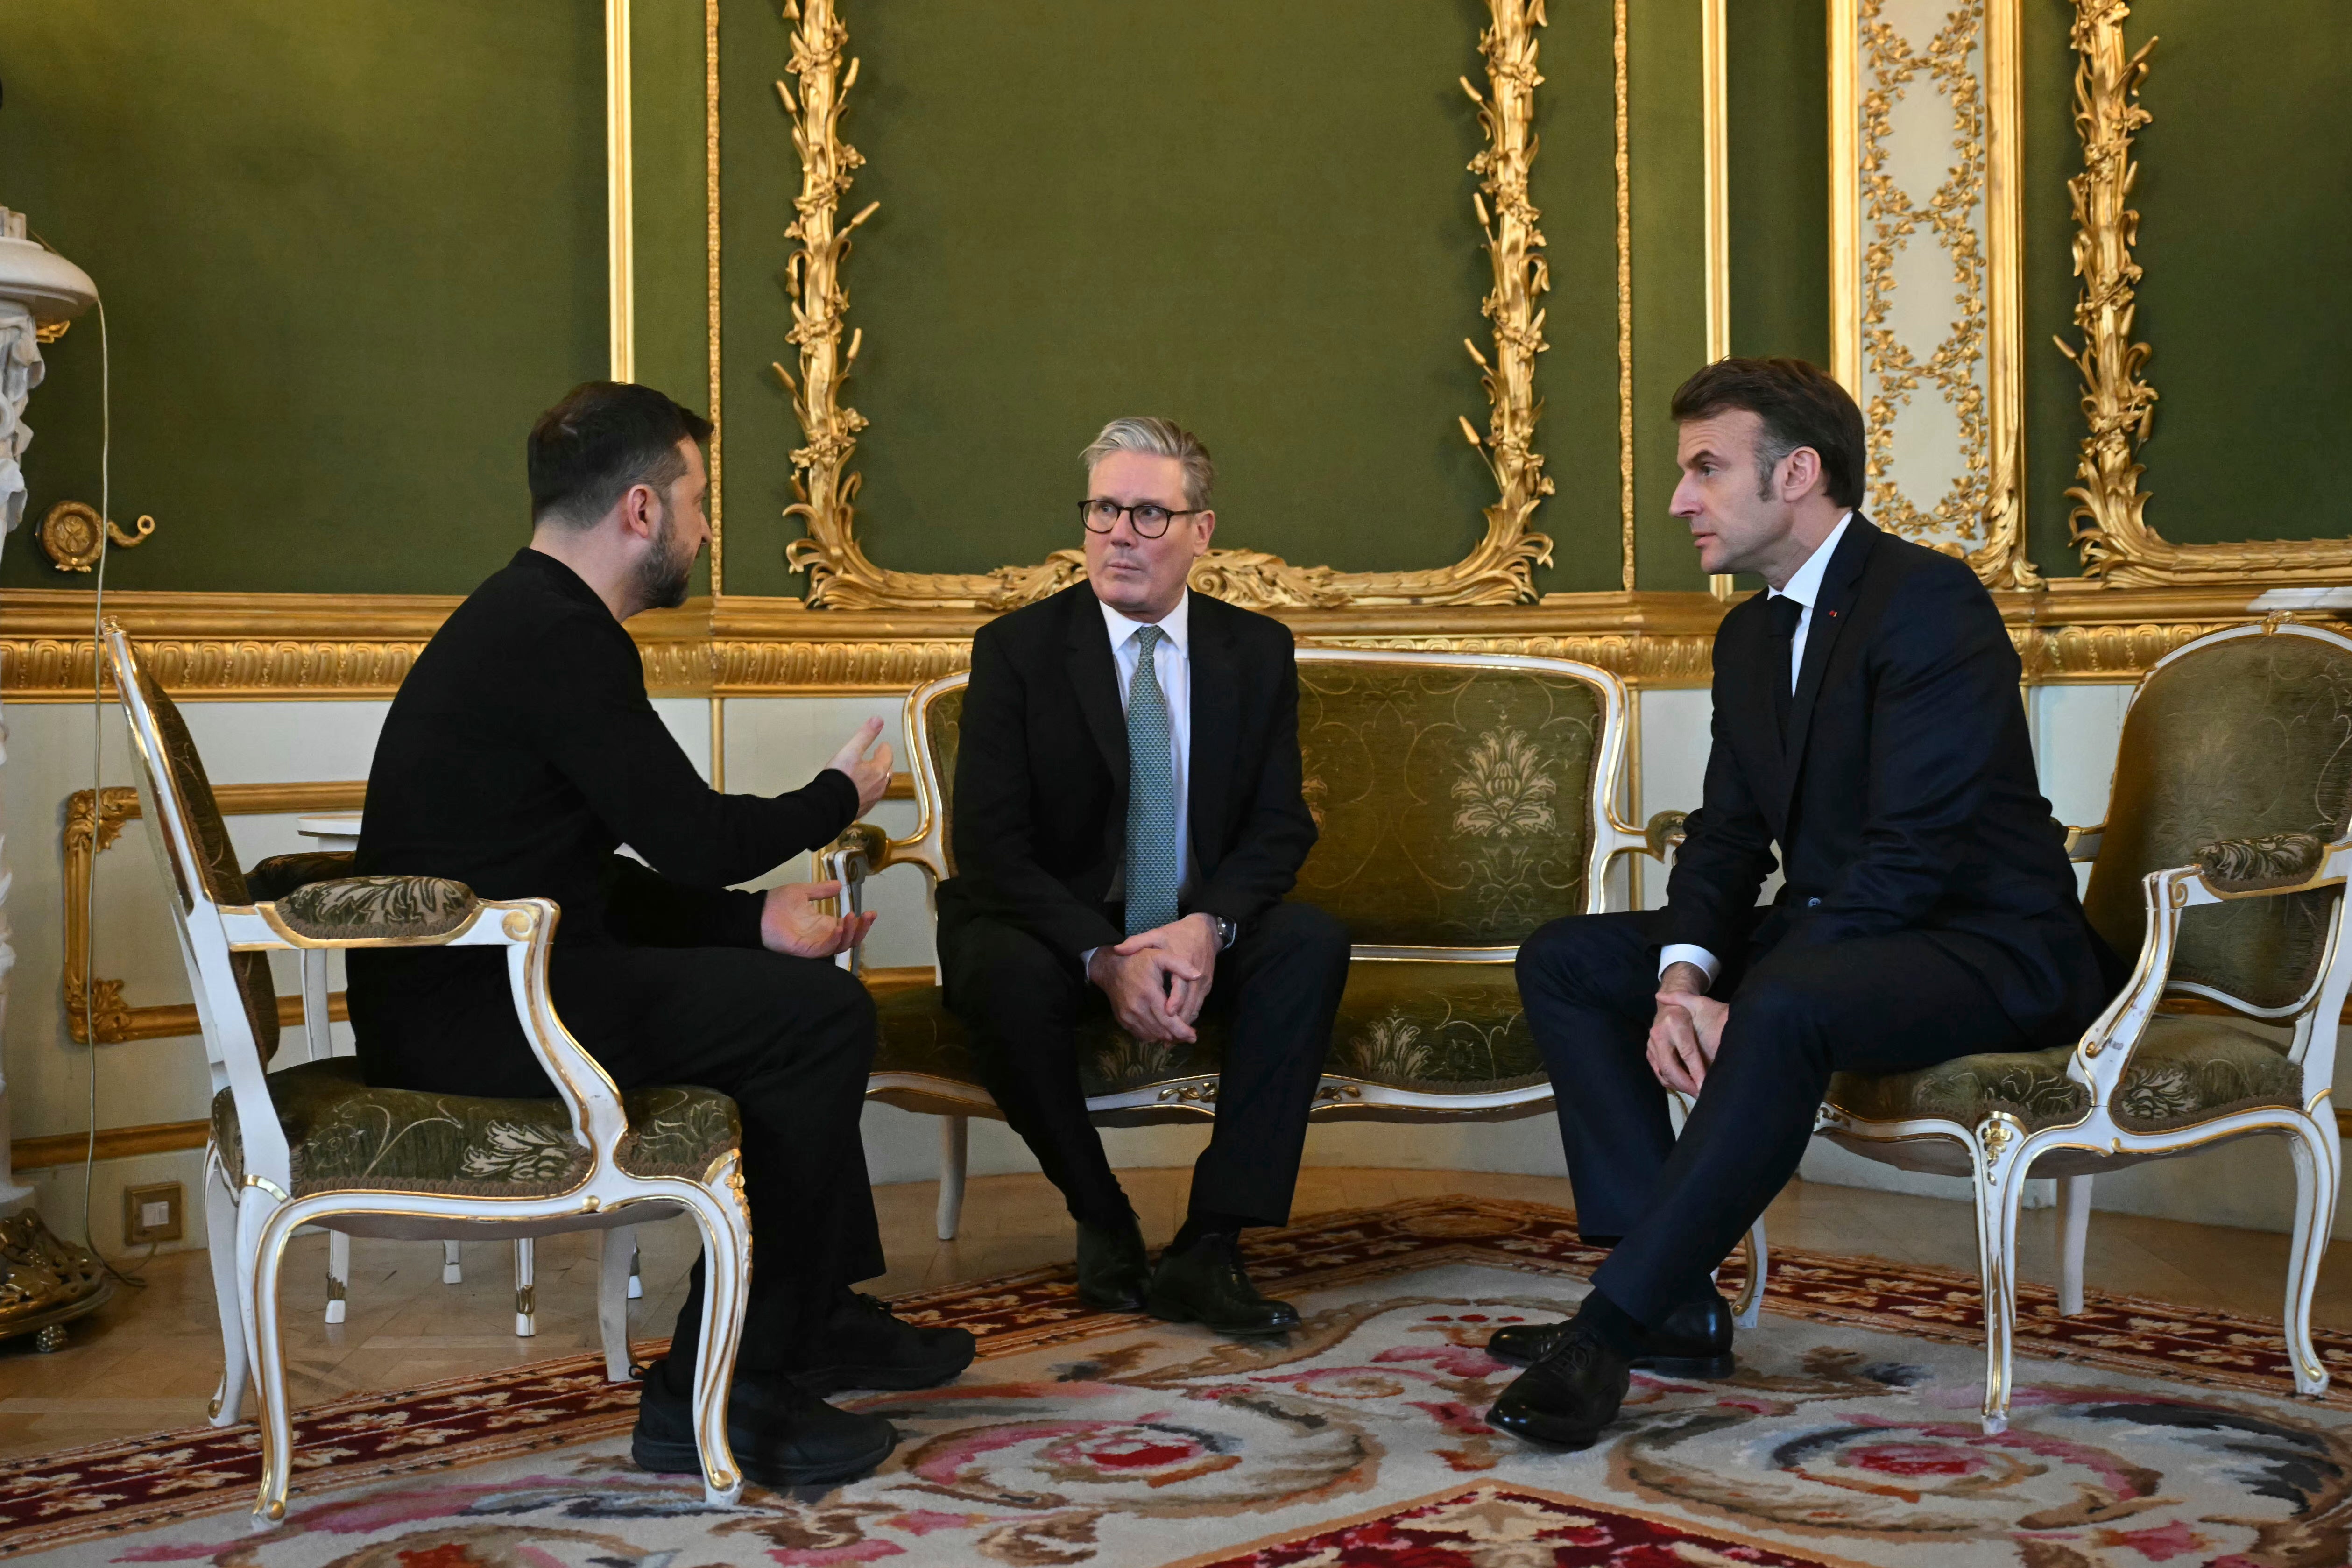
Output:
[1664,516,2119,1044]
[937,582,1318,968]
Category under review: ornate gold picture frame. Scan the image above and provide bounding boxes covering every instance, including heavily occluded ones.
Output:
[770,0,1565,613]
[2061,0,2352,586]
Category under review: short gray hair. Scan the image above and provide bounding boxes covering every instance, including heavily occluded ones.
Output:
[1080,417,1215,511]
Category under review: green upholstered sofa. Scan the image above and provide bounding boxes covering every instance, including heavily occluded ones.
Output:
[825,647,1684,1241]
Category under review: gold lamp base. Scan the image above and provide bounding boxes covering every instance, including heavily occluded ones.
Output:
[0,1212,112,1352]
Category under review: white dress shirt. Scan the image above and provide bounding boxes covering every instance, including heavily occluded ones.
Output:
[1659,512,1853,989]
[1082,592,1195,971]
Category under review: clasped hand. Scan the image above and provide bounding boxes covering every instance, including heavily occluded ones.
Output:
[1648,963,1729,1096]
[1088,913,1220,1045]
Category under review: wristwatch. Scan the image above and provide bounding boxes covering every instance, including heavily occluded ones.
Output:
[1210,914,1240,950]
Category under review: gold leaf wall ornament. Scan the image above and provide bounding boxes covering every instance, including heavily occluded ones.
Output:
[1830,0,2035,589]
[2060,2,2352,586]
[770,0,1555,613]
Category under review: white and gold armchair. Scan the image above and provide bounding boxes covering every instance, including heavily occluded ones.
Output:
[1815,618,2352,1432]
[107,624,751,1521]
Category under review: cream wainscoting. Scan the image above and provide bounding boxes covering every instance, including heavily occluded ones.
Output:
[5,586,2350,1256]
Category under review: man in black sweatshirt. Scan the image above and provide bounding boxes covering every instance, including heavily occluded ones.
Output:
[348,381,970,1488]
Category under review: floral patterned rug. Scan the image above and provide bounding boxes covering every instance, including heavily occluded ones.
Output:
[5,1196,2348,1567]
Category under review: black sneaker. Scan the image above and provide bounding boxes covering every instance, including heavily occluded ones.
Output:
[631,1358,896,1490]
[790,1291,977,1396]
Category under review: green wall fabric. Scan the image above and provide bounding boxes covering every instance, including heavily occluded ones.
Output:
[5,1,2338,598]
[1726,0,1829,368]
[3,1,607,595]
[756,0,1534,590]
[2112,0,2349,547]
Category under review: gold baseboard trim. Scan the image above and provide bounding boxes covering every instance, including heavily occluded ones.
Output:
[4,586,2338,700]
[15,1119,211,1171]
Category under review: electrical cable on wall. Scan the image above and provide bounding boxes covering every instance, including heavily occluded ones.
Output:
[60,275,146,1288]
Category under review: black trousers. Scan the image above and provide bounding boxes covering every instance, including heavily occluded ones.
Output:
[940,902,1351,1229]
[353,941,883,1378]
[1516,907,2031,1325]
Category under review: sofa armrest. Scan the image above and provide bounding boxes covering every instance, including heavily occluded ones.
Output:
[1644,809,1689,861]
[2062,821,2105,863]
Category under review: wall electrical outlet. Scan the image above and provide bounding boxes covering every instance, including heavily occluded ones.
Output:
[123,1181,184,1245]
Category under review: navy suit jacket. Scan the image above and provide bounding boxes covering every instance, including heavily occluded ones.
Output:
[1663,516,2120,1044]
[937,582,1317,970]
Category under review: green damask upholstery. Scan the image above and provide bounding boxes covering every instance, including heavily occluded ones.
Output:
[929,685,966,873]
[1824,1014,2301,1135]
[1293,664,1602,947]
[130,663,281,1063]
[272,876,480,941]
[2083,632,2352,1010]
[874,959,1541,1100]
[212,1058,739,1198]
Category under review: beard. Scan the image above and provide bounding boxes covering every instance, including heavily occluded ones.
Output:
[635,503,694,611]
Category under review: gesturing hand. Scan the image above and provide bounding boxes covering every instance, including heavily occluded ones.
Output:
[1111,913,1221,1026]
[826,717,896,814]
[760,880,877,959]
[1087,944,1205,1045]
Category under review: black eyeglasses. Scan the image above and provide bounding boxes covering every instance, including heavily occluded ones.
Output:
[1078,498,1203,539]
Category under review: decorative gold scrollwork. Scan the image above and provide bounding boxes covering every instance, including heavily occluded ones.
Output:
[772,0,1555,612]
[36,501,155,573]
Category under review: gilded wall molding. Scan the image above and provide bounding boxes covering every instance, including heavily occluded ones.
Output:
[770,0,1557,613]
[64,781,364,1045]
[4,587,2334,701]
[1829,0,2036,589]
[2061,2,2352,586]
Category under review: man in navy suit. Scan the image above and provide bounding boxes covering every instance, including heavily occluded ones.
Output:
[1487,359,2120,1446]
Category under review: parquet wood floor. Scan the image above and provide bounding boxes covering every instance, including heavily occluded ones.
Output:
[0,1168,2342,1460]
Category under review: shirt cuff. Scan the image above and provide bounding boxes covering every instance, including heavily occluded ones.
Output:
[1658,943,1720,988]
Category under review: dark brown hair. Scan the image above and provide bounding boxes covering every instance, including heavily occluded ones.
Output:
[1668,357,1866,509]
[528,381,713,526]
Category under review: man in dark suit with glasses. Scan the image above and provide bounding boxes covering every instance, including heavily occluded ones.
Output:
[936,416,1351,1336]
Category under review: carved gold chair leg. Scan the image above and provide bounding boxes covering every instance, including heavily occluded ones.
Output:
[513,1239,537,1338]
[937,1116,970,1242]
[203,1150,248,1430]
[2284,1112,2339,1398]
[1970,1116,2032,1435]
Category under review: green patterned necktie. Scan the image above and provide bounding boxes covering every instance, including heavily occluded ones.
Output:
[1123,625,1180,937]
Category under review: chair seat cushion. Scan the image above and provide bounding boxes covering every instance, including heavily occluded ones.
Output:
[213,1059,739,1198]
[874,959,1543,1102]
[1824,1014,2302,1134]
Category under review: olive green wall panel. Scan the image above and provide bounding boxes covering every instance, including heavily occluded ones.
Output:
[726,0,1629,598]
[2115,0,2347,547]
[1628,0,1707,593]
[2021,0,2086,578]
[3,1,607,595]
[631,0,714,599]
[1725,0,1829,368]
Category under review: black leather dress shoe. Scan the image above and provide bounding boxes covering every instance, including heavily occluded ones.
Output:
[1484,1323,1633,1449]
[1144,1233,1301,1337]
[1486,1291,1734,1378]
[1076,1216,1152,1311]
[789,1291,977,1396]
[632,1359,897,1489]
